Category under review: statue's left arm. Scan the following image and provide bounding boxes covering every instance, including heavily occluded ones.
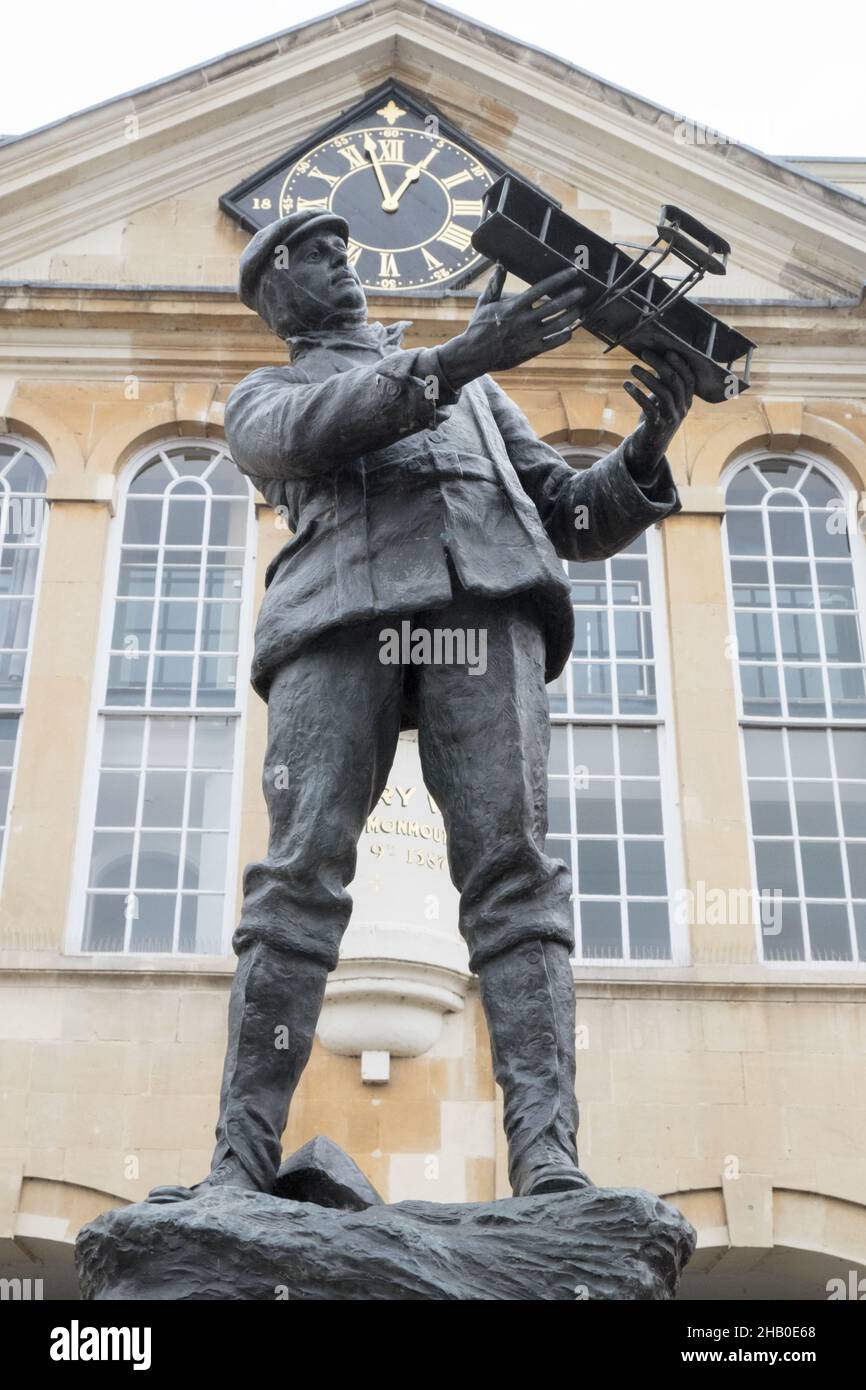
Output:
[480,374,682,562]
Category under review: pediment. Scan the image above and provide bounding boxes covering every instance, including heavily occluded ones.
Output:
[1,0,864,305]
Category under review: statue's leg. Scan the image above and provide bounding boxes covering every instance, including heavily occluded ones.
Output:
[416,589,590,1197]
[150,621,402,1201]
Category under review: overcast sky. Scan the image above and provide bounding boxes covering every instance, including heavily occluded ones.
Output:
[3,0,864,157]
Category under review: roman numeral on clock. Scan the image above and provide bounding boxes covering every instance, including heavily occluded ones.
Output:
[421,248,443,270]
[347,240,363,266]
[378,139,405,162]
[451,200,483,218]
[379,251,399,277]
[438,222,472,251]
[297,197,329,211]
[442,170,472,189]
[338,144,367,171]
[309,167,339,186]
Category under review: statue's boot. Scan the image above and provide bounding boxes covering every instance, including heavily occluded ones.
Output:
[477,939,593,1198]
[147,942,328,1202]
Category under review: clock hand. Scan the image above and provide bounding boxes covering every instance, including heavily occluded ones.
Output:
[362,133,395,207]
[382,150,437,213]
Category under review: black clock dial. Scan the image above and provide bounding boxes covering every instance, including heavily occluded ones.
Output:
[278,125,494,292]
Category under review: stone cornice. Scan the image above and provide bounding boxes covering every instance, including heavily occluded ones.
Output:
[1,287,864,397]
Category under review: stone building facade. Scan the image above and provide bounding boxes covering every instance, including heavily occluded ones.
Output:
[1,0,865,1300]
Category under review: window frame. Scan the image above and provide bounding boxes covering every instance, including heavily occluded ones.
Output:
[721,446,866,969]
[554,445,687,968]
[65,437,258,958]
[0,435,53,894]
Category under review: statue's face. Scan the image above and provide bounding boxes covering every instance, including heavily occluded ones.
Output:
[283,230,367,330]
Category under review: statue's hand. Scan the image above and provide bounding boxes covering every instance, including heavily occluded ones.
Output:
[438,263,586,387]
[623,350,695,482]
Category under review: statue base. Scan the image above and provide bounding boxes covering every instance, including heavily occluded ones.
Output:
[76,1157,695,1301]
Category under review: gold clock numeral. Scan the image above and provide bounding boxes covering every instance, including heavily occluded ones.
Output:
[452,200,483,218]
[378,138,405,162]
[421,248,444,271]
[379,251,399,277]
[309,167,339,186]
[347,240,363,266]
[442,170,473,189]
[438,222,472,251]
[339,144,367,171]
[297,197,329,211]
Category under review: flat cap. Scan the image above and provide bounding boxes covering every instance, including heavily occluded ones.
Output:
[238,208,350,310]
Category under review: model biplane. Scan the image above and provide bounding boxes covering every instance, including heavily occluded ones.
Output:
[471,174,755,403]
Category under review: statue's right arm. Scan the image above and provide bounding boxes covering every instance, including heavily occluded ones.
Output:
[224,358,459,482]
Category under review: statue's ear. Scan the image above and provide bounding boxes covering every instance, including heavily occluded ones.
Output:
[254,266,299,341]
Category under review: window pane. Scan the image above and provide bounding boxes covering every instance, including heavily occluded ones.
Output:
[744,728,785,777]
[165,498,205,546]
[741,664,781,716]
[95,772,139,827]
[151,654,193,706]
[628,901,671,960]
[754,840,799,896]
[188,770,232,829]
[193,719,235,769]
[732,560,771,607]
[156,600,197,651]
[726,511,765,555]
[575,779,617,834]
[578,839,619,895]
[581,901,623,959]
[136,831,182,889]
[619,727,659,776]
[789,728,831,777]
[129,893,176,952]
[88,832,134,889]
[148,719,189,768]
[624,840,666,896]
[575,727,614,777]
[749,780,792,835]
[621,779,663,833]
[101,719,144,768]
[179,894,224,954]
[183,832,230,891]
[141,771,186,827]
[800,841,845,897]
[82,894,128,952]
[793,781,836,837]
[806,903,852,962]
[123,499,163,545]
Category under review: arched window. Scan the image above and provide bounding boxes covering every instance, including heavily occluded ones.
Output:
[71,442,256,955]
[0,438,49,885]
[723,454,866,963]
[545,447,682,962]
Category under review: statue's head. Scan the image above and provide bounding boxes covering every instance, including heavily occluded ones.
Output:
[238,209,367,339]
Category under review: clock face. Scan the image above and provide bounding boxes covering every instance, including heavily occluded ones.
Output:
[278,124,494,292]
[220,85,511,294]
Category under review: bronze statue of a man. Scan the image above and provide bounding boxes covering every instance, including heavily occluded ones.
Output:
[185,207,690,1201]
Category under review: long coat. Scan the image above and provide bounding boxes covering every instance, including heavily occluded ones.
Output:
[224,323,682,703]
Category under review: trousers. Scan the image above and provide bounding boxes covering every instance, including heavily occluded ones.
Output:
[234,585,574,973]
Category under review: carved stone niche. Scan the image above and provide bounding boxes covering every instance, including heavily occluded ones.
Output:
[317,733,471,1081]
